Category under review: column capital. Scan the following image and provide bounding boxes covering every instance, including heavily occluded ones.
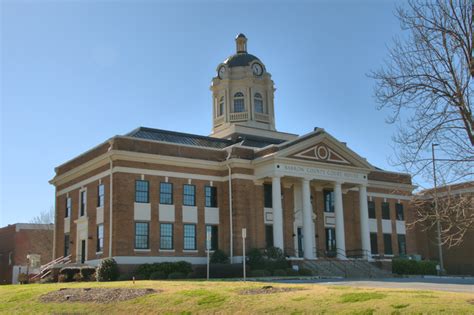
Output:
[301,177,312,183]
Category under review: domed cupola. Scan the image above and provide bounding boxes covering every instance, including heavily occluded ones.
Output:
[210,34,276,137]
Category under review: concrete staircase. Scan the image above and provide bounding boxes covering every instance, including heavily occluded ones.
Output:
[302,259,392,278]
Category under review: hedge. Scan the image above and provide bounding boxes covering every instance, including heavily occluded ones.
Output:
[191,263,248,278]
[135,261,193,279]
[392,258,437,275]
[96,258,119,281]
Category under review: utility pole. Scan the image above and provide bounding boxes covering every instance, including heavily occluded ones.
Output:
[431,143,444,274]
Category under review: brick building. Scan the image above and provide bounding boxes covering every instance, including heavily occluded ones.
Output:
[0,223,54,284]
[50,34,417,270]
[413,181,474,275]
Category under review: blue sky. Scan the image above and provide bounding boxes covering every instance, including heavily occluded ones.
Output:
[1,0,407,226]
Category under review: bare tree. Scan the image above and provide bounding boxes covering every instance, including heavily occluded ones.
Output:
[29,208,54,264]
[410,182,474,247]
[370,0,473,184]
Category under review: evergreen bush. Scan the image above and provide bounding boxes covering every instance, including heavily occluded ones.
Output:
[96,258,119,281]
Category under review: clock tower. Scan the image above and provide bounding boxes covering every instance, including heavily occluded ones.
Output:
[210,34,278,139]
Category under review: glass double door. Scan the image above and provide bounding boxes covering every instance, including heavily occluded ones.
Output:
[325,227,336,257]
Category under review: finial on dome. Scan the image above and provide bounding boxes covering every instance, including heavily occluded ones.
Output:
[235,33,247,53]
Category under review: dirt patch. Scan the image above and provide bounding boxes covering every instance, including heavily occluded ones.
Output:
[468,299,474,305]
[239,285,304,295]
[39,287,158,303]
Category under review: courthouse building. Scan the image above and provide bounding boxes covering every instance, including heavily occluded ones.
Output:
[51,34,417,267]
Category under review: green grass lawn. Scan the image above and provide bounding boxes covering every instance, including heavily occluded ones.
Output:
[0,280,473,314]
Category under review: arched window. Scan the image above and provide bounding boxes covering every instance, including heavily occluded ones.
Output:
[233,92,245,113]
[218,96,224,116]
[254,93,264,113]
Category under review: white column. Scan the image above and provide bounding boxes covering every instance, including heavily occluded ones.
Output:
[334,182,346,260]
[272,176,284,250]
[302,179,315,259]
[359,185,372,260]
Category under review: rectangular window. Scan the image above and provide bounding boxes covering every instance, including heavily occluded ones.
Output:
[65,197,71,218]
[64,234,70,256]
[183,184,196,206]
[381,202,390,220]
[134,222,149,249]
[265,225,273,248]
[205,186,217,207]
[160,182,173,205]
[324,190,334,213]
[370,233,378,255]
[368,201,376,219]
[160,223,173,250]
[183,224,196,250]
[264,184,272,208]
[383,233,393,255]
[96,224,104,252]
[80,190,86,216]
[135,180,149,203]
[205,225,218,250]
[398,234,407,256]
[97,184,105,208]
[396,203,404,221]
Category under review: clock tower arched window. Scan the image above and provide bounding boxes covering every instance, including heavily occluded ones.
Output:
[218,96,224,116]
[254,93,264,113]
[233,92,245,113]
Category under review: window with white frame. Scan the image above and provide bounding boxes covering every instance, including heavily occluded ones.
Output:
[97,184,105,207]
[233,92,245,112]
[183,184,196,206]
[65,197,71,218]
[183,224,196,250]
[160,182,173,205]
[160,223,173,249]
[135,222,149,249]
[97,224,104,252]
[80,190,86,216]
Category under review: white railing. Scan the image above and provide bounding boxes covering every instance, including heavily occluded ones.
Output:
[230,111,249,121]
[254,113,270,123]
[213,115,225,126]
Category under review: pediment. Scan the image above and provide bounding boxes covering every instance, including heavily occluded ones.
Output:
[291,143,351,165]
[276,130,374,170]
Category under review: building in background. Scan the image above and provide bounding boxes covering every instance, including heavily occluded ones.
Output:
[0,223,54,284]
[50,34,417,272]
[413,181,474,275]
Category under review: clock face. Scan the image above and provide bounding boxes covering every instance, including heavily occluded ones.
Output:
[218,66,226,79]
[252,63,263,76]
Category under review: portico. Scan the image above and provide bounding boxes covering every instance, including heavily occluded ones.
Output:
[256,161,373,261]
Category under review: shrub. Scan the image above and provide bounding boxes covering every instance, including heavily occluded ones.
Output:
[298,268,313,276]
[17,273,29,284]
[117,274,131,281]
[249,269,271,277]
[135,261,193,279]
[286,268,299,276]
[191,263,247,278]
[247,247,290,272]
[58,274,67,283]
[59,267,81,282]
[150,271,167,280]
[80,267,96,281]
[272,269,287,276]
[392,258,437,275]
[210,250,229,264]
[168,272,186,279]
[96,258,119,281]
[73,273,83,282]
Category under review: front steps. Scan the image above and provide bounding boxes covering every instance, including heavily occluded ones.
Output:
[301,259,392,278]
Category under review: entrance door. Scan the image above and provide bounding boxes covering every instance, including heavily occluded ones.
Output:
[81,240,86,264]
[325,228,336,257]
[297,227,304,257]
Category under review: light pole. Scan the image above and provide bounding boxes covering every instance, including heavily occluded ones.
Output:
[431,143,444,274]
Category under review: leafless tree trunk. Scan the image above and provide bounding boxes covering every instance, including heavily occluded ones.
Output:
[370,0,473,184]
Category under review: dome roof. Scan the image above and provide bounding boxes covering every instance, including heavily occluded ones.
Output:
[223,53,261,68]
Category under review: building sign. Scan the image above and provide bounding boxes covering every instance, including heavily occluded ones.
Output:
[278,163,367,183]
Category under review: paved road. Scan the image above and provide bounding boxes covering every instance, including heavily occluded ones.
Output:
[272,277,474,293]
